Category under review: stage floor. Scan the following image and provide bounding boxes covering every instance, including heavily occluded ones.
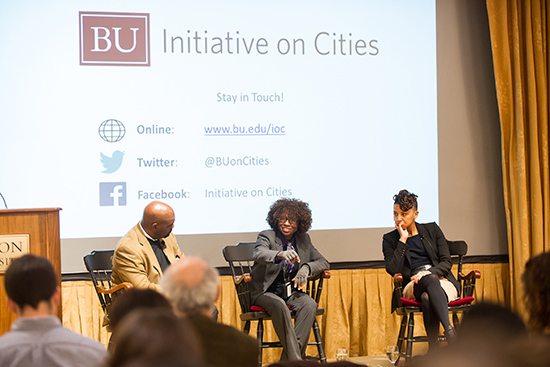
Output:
[328,355,392,366]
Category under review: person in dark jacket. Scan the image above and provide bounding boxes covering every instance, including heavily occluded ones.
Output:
[382,189,459,349]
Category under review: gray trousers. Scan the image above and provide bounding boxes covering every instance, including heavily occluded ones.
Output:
[254,291,317,361]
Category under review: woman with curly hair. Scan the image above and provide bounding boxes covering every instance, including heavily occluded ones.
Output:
[523,252,550,334]
[250,198,329,361]
[382,189,460,349]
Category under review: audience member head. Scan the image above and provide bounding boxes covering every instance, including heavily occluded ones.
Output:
[267,361,366,367]
[118,357,201,367]
[409,333,550,367]
[410,302,549,367]
[266,198,312,235]
[4,254,59,316]
[108,308,203,367]
[109,288,173,332]
[505,334,550,367]
[160,256,220,316]
[408,344,512,367]
[457,302,527,344]
[523,251,550,334]
[141,201,175,239]
[393,189,418,212]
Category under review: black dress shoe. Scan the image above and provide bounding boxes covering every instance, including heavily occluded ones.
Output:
[445,326,457,343]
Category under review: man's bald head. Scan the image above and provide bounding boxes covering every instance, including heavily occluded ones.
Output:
[160,257,220,316]
[141,201,175,239]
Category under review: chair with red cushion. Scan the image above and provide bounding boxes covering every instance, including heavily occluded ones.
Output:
[392,240,481,363]
[223,242,330,366]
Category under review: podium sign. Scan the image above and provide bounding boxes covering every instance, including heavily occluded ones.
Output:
[0,234,30,273]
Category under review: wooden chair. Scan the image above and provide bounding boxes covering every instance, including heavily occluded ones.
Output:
[83,250,133,324]
[222,242,330,366]
[392,240,481,363]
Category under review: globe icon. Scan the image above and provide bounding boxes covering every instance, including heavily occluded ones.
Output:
[99,119,126,143]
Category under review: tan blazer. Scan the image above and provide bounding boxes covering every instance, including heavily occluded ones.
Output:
[111,223,184,291]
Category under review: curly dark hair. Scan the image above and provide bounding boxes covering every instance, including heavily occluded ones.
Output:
[393,189,418,211]
[267,198,312,235]
[523,252,550,334]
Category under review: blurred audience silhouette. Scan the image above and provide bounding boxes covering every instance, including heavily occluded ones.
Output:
[106,308,204,367]
[161,256,259,367]
[407,252,550,367]
[109,288,173,333]
[523,251,550,335]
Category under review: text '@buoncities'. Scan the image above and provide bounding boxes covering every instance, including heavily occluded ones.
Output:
[205,156,269,168]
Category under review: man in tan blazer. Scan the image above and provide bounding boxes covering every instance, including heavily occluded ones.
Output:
[112,201,184,291]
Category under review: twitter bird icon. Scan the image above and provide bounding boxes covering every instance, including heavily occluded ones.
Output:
[101,150,125,174]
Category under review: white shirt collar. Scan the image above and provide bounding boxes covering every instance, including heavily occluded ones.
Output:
[139,221,155,241]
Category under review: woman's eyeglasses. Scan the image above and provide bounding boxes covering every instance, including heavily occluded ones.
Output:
[278,217,297,225]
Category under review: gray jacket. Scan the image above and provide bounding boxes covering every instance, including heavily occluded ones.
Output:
[250,229,329,303]
[0,316,107,367]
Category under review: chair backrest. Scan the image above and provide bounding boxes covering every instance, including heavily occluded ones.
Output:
[83,250,115,312]
[223,242,255,277]
[448,240,468,297]
[222,242,328,313]
[222,242,256,314]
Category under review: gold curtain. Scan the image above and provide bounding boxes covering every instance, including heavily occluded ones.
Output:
[486,0,550,315]
[62,265,509,364]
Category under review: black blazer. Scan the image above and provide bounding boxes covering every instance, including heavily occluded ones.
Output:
[382,222,460,312]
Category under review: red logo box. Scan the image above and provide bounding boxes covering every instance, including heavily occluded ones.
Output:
[79,12,150,66]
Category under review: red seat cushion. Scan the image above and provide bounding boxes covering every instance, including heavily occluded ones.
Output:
[448,296,475,307]
[250,305,267,312]
[401,298,421,307]
[401,296,475,308]
[250,305,292,312]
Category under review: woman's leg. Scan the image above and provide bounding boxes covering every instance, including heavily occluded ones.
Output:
[414,274,454,347]
[418,292,441,347]
[255,292,301,360]
[287,292,318,358]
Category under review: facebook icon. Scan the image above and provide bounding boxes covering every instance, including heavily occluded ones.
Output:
[99,182,127,206]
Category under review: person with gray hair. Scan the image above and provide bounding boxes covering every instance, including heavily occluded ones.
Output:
[160,256,259,367]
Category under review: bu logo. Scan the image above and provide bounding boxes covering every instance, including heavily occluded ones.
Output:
[79,12,150,66]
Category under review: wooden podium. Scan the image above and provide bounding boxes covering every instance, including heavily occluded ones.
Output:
[0,208,62,335]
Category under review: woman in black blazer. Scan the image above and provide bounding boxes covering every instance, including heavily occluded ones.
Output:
[382,190,459,348]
